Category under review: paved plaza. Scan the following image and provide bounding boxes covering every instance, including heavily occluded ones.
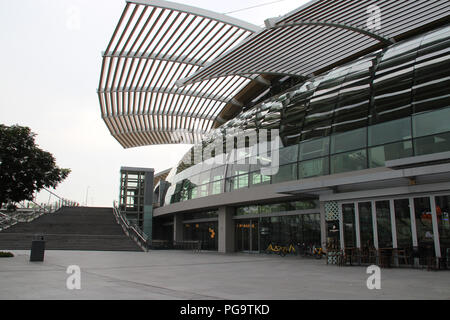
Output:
[0,250,449,300]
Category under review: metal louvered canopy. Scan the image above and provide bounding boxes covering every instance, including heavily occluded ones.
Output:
[98,0,261,148]
[179,0,450,86]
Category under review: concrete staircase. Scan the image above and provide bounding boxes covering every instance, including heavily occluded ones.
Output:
[0,207,142,251]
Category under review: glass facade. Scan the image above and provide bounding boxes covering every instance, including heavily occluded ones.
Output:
[435,196,450,257]
[342,204,357,248]
[234,214,321,253]
[394,199,413,249]
[119,170,146,228]
[183,222,218,251]
[339,195,450,264]
[164,25,450,206]
[236,200,317,216]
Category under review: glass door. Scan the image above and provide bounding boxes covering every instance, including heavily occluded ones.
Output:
[414,197,435,264]
[235,220,259,252]
[251,220,259,252]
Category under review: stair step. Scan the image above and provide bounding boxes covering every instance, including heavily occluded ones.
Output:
[0,207,142,252]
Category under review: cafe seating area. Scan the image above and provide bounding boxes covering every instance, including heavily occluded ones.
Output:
[327,246,449,270]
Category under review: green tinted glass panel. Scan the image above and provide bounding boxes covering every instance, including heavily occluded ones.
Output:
[369,118,412,146]
[272,163,297,184]
[414,132,450,156]
[331,128,367,154]
[331,149,367,174]
[369,141,413,168]
[299,137,330,161]
[298,157,329,179]
[413,107,450,138]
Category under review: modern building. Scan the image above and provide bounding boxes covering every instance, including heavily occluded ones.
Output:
[99,0,450,265]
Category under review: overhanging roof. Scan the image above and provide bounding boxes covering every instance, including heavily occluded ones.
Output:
[99,0,450,149]
[98,0,261,148]
[179,0,450,86]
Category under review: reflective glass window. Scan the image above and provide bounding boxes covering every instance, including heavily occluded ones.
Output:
[250,172,271,186]
[198,183,209,198]
[272,163,297,184]
[394,199,413,249]
[331,127,367,154]
[299,137,330,161]
[368,118,412,146]
[343,204,356,248]
[232,174,249,190]
[372,38,420,124]
[302,70,346,140]
[434,195,450,257]
[210,166,225,182]
[210,180,223,195]
[414,197,435,264]
[333,57,374,134]
[331,149,367,175]
[413,28,450,114]
[298,157,329,179]
[227,164,250,178]
[359,202,374,248]
[278,145,299,165]
[413,107,450,138]
[376,201,393,248]
[369,141,413,168]
[414,132,450,156]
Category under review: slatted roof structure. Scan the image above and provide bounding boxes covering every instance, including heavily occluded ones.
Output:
[179,0,450,87]
[98,0,261,148]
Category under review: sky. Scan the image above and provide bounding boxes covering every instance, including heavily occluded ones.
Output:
[0,0,307,207]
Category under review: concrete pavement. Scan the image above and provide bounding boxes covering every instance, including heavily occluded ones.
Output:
[0,250,449,300]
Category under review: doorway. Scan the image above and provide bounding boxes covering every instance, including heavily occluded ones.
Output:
[235,220,259,253]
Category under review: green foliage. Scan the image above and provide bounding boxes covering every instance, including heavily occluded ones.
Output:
[0,124,71,207]
[0,252,14,258]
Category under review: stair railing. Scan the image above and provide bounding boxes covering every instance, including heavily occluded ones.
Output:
[0,189,80,231]
[112,202,149,252]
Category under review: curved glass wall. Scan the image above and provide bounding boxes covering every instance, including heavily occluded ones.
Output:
[164,25,450,206]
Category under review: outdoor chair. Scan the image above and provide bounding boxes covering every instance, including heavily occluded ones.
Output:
[395,248,410,266]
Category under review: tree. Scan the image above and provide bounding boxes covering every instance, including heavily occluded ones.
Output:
[0,124,70,208]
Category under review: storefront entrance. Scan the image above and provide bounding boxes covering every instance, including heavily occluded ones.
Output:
[235,220,259,253]
[336,193,450,266]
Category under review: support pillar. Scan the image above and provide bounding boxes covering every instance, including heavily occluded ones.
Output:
[173,213,184,243]
[320,202,327,251]
[218,206,235,253]
[143,170,154,239]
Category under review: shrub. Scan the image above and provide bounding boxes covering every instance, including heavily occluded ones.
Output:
[0,251,14,258]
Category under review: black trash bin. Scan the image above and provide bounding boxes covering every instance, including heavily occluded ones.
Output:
[30,234,45,262]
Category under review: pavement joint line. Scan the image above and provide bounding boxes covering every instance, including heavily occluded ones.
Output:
[83,258,281,271]
[70,266,227,300]
[12,256,227,300]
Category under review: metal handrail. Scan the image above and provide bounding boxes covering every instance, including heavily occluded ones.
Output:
[0,189,79,231]
[111,202,203,253]
[112,202,149,252]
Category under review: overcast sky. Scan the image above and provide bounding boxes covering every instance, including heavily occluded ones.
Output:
[0,0,307,207]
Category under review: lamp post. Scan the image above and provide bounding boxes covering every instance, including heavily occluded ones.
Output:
[85,186,90,207]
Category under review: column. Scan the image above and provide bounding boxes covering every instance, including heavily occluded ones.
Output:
[320,202,327,251]
[218,206,235,253]
[173,213,184,243]
[143,170,154,239]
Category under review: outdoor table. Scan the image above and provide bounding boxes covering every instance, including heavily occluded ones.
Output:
[378,248,394,268]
